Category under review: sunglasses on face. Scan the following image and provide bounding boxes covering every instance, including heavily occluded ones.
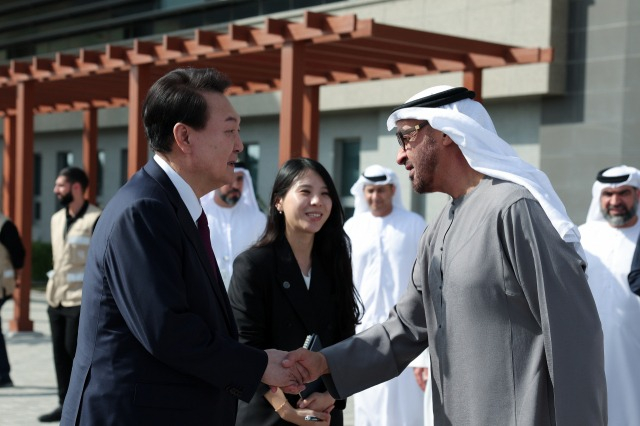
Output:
[396,121,429,151]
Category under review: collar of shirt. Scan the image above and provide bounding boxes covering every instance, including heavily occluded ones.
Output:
[66,200,89,222]
[153,154,202,225]
[65,200,89,236]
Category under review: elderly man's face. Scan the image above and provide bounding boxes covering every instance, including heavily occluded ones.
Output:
[600,185,639,227]
[364,184,395,217]
[395,119,442,194]
[183,91,243,197]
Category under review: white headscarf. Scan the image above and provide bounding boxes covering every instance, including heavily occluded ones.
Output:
[387,85,583,255]
[585,165,640,223]
[200,165,262,220]
[350,164,405,216]
[231,166,260,212]
[200,165,265,288]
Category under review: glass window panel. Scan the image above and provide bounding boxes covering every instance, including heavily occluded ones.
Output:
[238,142,264,210]
[338,139,360,197]
[34,201,41,222]
[1,0,341,61]
[57,151,74,173]
[263,0,290,14]
[120,149,128,186]
[161,0,203,9]
[34,152,42,222]
[231,1,261,21]
[335,138,360,219]
[97,150,106,196]
[34,153,42,196]
[239,142,260,181]
[204,5,232,25]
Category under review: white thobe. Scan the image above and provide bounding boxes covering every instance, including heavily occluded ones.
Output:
[202,201,266,289]
[579,220,640,426]
[345,208,427,426]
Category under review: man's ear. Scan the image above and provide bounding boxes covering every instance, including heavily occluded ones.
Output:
[173,123,191,153]
[71,181,84,195]
[442,132,454,146]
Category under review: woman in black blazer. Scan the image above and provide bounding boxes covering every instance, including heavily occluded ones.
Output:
[228,158,363,425]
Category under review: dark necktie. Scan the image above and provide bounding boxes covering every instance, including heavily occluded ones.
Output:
[196,210,237,336]
[196,210,219,273]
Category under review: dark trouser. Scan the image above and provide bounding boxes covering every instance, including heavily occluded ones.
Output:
[0,295,11,381]
[47,305,80,406]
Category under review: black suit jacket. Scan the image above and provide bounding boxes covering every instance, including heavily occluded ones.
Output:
[228,238,354,426]
[61,160,267,426]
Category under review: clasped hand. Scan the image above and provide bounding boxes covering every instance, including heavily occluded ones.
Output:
[262,349,306,393]
[262,348,329,394]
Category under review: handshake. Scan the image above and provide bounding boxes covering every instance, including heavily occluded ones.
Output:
[261,348,328,394]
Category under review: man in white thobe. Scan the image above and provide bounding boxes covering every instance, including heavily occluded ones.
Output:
[344,165,429,426]
[579,165,640,426]
[201,163,266,288]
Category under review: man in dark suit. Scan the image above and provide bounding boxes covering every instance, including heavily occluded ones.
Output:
[61,68,303,426]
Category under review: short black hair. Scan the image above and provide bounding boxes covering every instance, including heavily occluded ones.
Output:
[142,67,232,153]
[58,167,89,191]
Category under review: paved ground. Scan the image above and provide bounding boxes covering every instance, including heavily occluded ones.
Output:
[0,291,58,426]
[0,290,354,425]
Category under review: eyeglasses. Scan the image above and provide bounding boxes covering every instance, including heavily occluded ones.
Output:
[396,121,430,151]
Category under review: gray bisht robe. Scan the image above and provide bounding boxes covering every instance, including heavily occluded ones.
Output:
[321,177,607,426]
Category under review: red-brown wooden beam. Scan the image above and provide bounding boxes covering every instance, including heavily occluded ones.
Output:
[464,68,483,103]
[302,86,319,159]
[11,81,34,332]
[3,115,16,218]
[0,12,554,117]
[127,65,151,177]
[82,108,98,204]
[279,41,305,165]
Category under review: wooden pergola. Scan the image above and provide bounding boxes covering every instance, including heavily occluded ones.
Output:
[0,11,552,331]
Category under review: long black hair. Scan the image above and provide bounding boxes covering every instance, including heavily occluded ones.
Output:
[256,157,363,329]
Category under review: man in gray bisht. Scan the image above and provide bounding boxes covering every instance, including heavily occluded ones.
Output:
[288,86,607,425]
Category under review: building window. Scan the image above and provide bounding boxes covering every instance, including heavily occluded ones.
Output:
[120,149,128,186]
[34,153,42,196]
[238,142,263,209]
[97,150,106,196]
[335,138,360,219]
[0,0,345,61]
[56,151,74,173]
[33,153,41,221]
[239,142,260,180]
[34,201,41,222]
